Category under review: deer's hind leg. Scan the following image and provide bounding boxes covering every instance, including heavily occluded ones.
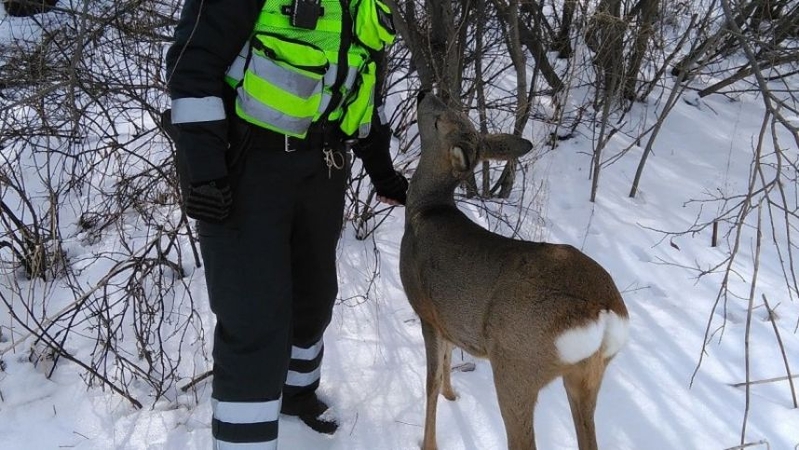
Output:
[420,320,451,450]
[490,356,552,450]
[441,340,457,401]
[562,353,608,450]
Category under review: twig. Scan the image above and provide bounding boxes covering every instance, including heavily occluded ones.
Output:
[179,369,212,392]
[741,204,763,444]
[381,0,433,90]
[0,264,130,357]
[629,14,699,198]
[761,294,797,408]
[723,440,770,450]
[0,290,143,409]
[730,374,799,388]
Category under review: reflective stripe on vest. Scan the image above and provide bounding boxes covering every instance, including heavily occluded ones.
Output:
[225,0,395,138]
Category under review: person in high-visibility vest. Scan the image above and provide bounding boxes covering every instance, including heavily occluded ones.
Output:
[164,1,407,448]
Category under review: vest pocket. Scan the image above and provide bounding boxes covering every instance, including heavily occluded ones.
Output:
[352,0,396,51]
[340,60,376,138]
[237,33,330,138]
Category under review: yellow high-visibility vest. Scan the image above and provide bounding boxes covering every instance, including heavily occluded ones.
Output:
[225,0,395,139]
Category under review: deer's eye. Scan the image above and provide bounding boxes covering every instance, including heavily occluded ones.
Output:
[434,118,439,130]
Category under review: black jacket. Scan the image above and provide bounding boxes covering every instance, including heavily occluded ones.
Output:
[165,0,392,185]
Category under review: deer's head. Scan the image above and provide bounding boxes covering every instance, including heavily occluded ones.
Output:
[416,90,533,180]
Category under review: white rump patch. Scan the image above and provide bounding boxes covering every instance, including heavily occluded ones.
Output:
[555,314,606,364]
[555,310,629,364]
[601,310,630,358]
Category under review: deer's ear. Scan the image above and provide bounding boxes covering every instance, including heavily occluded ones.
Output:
[482,134,533,160]
[450,146,470,174]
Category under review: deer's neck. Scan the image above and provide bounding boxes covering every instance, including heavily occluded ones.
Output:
[406,164,461,216]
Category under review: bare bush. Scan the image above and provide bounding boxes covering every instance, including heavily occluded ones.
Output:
[0,0,205,407]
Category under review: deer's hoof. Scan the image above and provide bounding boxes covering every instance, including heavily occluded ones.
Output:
[442,388,458,401]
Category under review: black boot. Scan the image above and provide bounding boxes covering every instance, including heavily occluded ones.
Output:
[281,393,339,435]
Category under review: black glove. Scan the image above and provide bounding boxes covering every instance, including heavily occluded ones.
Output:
[185,177,233,223]
[353,122,408,205]
[372,171,409,205]
[161,109,234,221]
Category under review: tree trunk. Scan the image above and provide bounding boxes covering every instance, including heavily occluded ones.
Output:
[623,0,660,101]
[553,0,577,58]
[497,0,564,93]
[496,0,529,199]
[587,0,626,101]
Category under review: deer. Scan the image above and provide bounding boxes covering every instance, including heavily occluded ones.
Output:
[399,90,629,450]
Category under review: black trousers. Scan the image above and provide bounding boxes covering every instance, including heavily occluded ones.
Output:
[195,121,349,446]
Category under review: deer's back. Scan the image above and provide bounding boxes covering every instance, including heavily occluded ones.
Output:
[400,205,626,358]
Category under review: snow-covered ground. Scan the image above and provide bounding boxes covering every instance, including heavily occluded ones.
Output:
[2,6,799,450]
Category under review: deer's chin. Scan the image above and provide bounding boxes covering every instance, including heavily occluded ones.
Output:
[452,169,472,181]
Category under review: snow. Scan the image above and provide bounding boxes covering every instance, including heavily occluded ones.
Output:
[2,7,799,450]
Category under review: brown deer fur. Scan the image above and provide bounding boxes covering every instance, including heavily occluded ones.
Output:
[399,91,629,450]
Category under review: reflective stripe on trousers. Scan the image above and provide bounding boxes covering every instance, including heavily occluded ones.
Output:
[286,340,324,389]
[210,342,325,447]
[212,398,280,449]
[214,442,277,450]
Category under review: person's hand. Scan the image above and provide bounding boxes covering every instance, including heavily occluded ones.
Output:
[184,177,233,223]
[372,171,408,206]
[352,123,408,206]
